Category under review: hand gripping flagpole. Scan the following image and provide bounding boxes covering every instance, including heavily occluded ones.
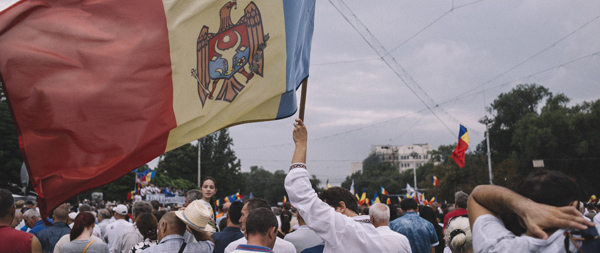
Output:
[299,78,308,121]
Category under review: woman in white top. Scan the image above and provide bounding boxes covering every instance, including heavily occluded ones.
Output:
[200,177,218,232]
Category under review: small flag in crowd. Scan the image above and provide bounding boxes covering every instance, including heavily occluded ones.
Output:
[350,180,355,195]
[216,198,221,207]
[432,176,439,186]
[327,179,331,189]
[283,196,287,203]
[589,194,597,203]
[386,198,391,205]
[380,186,389,195]
[373,192,381,204]
[451,125,470,168]
[249,192,254,199]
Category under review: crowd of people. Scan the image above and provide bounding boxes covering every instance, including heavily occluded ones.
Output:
[2,118,600,253]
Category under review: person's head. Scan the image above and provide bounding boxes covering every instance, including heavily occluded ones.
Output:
[184,189,202,207]
[222,202,231,213]
[12,210,23,228]
[136,212,158,240]
[319,187,359,216]
[132,201,152,219]
[70,212,95,241]
[228,201,244,226]
[0,189,15,225]
[240,198,270,230]
[369,203,390,227]
[15,200,24,209]
[53,203,69,222]
[98,209,111,222]
[281,202,292,211]
[113,204,128,219]
[445,216,473,253]
[25,200,34,208]
[518,169,579,208]
[79,204,91,213]
[244,208,278,249]
[157,211,186,242]
[419,206,439,228]
[400,198,418,212]
[150,200,161,211]
[280,210,292,233]
[200,177,217,201]
[454,191,468,209]
[23,209,41,228]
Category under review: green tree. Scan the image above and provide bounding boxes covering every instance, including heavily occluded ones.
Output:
[198,129,243,200]
[0,101,22,190]
[241,166,320,205]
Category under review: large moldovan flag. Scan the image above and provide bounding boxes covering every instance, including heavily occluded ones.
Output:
[0,0,315,216]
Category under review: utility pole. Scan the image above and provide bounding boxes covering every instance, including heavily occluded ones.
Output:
[479,116,494,185]
[410,151,419,190]
[198,138,202,188]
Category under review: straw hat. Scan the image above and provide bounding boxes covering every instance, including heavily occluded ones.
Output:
[175,200,212,232]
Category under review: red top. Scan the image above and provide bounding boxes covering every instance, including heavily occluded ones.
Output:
[0,225,34,253]
[443,208,469,230]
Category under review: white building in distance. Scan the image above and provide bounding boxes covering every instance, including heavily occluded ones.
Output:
[368,144,434,173]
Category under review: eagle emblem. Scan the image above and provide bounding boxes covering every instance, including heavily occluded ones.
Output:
[191,1,268,107]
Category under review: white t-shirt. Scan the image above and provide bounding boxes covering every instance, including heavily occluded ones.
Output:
[224,237,295,253]
[594,212,600,235]
[376,225,412,253]
[473,214,580,252]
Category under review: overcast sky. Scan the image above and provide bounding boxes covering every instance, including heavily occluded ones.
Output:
[154,0,600,188]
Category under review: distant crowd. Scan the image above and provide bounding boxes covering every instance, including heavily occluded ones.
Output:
[2,118,599,253]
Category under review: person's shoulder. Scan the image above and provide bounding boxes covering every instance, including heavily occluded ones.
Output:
[275,236,296,251]
[224,236,246,252]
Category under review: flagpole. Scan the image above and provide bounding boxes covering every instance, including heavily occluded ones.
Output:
[299,78,308,121]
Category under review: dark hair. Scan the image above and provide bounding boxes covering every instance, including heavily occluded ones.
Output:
[201,177,217,189]
[71,212,95,241]
[150,200,161,211]
[400,198,418,211]
[228,201,244,225]
[280,210,292,234]
[518,169,579,207]
[281,202,292,211]
[79,204,91,213]
[319,187,358,214]
[152,210,165,222]
[420,206,445,251]
[245,208,278,236]
[388,204,399,221]
[136,213,158,240]
[0,189,14,218]
[246,198,270,212]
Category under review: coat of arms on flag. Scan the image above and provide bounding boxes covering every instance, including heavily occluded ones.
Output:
[191,1,269,107]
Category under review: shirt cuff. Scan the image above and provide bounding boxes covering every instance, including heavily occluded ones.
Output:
[290,163,306,171]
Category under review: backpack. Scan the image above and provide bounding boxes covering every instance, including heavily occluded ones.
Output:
[564,226,600,253]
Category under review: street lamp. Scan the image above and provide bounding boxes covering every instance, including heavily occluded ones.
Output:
[410,151,419,190]
[479,116,494,185]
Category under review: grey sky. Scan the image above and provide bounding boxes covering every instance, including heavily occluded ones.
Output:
[156,0,600,188]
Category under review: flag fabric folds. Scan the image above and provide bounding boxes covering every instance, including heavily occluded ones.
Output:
[432,176,439,186]
[144,171,156,183]
[0,0,316,216]
[380,186,389,195]
[589,194,597,203]
[386,198,391,205]
[451,125,470,168]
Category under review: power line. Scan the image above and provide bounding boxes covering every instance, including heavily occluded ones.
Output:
[329,0,457,138]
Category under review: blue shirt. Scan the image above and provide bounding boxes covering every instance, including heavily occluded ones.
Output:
[36,221,71,252]
[389,211,439,253]
[211,226,244,253]
[29,220,49,235]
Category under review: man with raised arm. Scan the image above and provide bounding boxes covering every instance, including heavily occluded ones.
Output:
[469,170,597,252]
[284,119,385,252]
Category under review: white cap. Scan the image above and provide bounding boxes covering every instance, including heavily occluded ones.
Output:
[112,204,128,215]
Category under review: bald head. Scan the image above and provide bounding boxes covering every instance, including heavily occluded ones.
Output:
[158,211,186,242]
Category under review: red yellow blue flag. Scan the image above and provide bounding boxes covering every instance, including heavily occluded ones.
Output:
[373,192,381,204]
[380,186,389,195]
[386,198,391,205]
[283,196,287,203]
[0,0,316,216]
[432,176,439,186]
[451,125,470,168]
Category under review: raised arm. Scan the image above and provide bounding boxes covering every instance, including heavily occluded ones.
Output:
[292,118,307,164]
[468,184,593,239]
